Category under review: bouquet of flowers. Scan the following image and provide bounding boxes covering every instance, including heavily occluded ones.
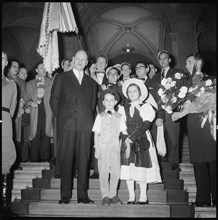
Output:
[158,71,216,140]
[158,72,188,114]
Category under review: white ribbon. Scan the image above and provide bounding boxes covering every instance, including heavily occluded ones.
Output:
[129,101,143,117]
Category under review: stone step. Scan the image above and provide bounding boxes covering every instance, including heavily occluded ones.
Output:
[179,163,193,171]
[19,162,50,166]
[170,204,194,218]
[14,170,46,174]
[12,190,22,201]
[12,182,33,190]
[14,174,42,179]
[180,170,194,175]
[19,163,50,170]
[179,167,194,172]
[21,188,188,203]
[195,207,217,218]
[188,192,196,203]
[32,178,183,190]
[160,170,180,180]
[41,169,180,180]
[184,185,197,193]
[180,173,195,180]
[12,202,171,217]
[182,152,190,156]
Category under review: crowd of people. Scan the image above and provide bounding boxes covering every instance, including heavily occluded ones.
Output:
[1,48,216,218]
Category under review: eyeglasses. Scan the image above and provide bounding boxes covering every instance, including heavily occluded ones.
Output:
[135,66,145,70]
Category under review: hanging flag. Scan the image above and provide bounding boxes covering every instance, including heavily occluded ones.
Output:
[37,2,78,76]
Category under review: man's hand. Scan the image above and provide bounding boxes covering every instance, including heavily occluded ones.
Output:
[155,118,163,126]
[101,84,107,90]
[171,112,182,121]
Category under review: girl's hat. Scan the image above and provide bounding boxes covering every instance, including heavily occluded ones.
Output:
[106,64,121,77]
[122,78,148,102]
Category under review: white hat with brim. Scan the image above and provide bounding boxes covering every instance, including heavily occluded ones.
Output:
[106,64,121,78]
[122,78,148,102]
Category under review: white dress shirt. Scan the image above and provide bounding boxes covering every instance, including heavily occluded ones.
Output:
[73,68,84,84]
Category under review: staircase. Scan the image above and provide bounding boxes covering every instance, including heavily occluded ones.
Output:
[179,134,216,218]
[10,134,216,218]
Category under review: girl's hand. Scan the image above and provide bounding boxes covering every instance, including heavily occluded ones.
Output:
[155,118,163,126]
[125,142,130,158]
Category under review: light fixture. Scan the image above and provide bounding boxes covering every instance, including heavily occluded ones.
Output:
[122,43,135,53]
[122,27,135,53]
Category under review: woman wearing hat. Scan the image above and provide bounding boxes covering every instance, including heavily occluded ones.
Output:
[118,78,162,204]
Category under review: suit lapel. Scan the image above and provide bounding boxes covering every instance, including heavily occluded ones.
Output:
[67,70,81,88]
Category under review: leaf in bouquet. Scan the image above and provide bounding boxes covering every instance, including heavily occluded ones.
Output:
[191,92,216,113]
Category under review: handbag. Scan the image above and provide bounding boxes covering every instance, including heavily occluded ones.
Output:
[156,125,166,156]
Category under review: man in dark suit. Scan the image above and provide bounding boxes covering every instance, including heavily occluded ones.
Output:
[50,50,98,204]
[172,52,216,207]
[154,50,184,171]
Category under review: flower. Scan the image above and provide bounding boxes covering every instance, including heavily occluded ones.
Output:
[161,78,168,86]
[200,87,205,93]
[175,72,182,79]
[167,77,172,83]
[171,97,177,103]
[205,79,212,86]
[164,82,171,90]
[165,105,173,114]
[170,81,176,87]
[188,87,194,92]
[178,92,186,98]
[161,95,169,103]
[180,86,188,93]
[158,88,164,96]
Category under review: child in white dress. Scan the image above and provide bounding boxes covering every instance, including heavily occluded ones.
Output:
[118,78,162,204]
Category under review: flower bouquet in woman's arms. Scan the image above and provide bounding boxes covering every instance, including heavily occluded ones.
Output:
[158,72,189,114]
[172,75,216,140]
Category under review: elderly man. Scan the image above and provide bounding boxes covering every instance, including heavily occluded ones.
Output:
[50,50,98,204]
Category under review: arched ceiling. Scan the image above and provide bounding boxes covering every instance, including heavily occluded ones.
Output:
[2,2,215,69]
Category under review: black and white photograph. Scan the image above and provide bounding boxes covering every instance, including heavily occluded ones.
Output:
[1,2,216,219]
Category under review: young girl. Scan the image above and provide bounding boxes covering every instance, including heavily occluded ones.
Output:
[92,89,128,207]
[118,78,162,204]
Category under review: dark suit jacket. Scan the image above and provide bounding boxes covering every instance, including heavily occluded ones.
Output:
[187,74,216,163]
[50,70,98,132]
[144,77,164,120]
[153,67,185,146]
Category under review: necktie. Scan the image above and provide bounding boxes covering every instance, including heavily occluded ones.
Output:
[78,71,83,84]
[161,69,165,79]
[107,110,112,115]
